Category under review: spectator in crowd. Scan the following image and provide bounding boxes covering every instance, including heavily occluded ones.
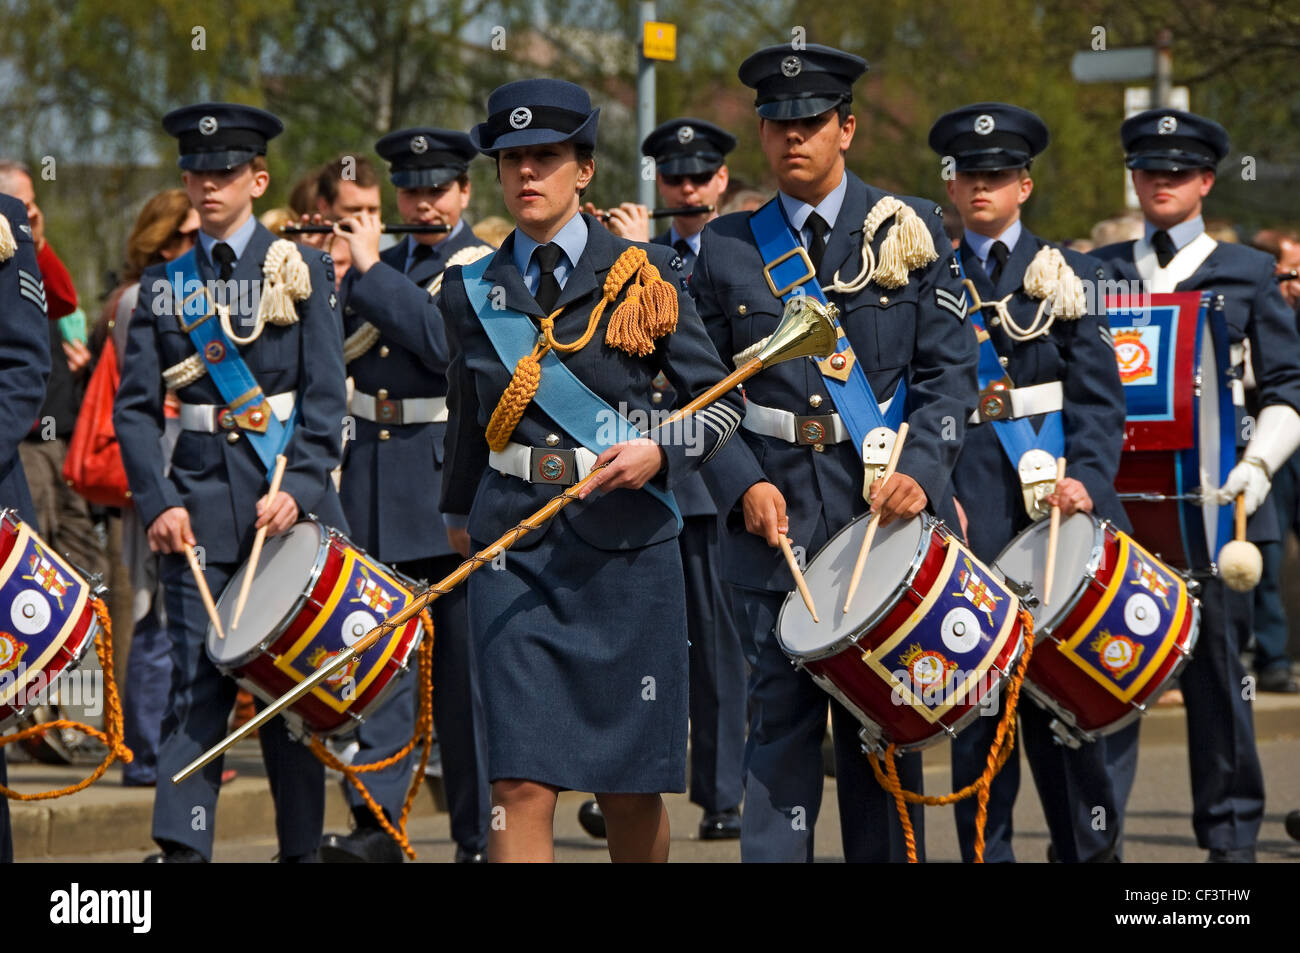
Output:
[1206,218,1240,244]
[288,167,320,218]
[719,188,769,215]
[293,155,382,289]
[471,215,512,248]
[0,160,105,581]
[1248,227,1300,693]
[259,207,295,237]
[1090,210,1144,247]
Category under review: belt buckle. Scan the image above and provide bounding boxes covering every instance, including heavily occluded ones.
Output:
[763,247,816,299]
[217,408,237,431]
[977,380,1012,422]
[794,414,834,445]
[530,447,577,485]
[374,397,401,425]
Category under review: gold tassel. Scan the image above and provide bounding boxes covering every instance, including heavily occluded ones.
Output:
[0,214,15,262]
[485,353,542,452]
[257,239,312,328]
[1023,246,1086,319]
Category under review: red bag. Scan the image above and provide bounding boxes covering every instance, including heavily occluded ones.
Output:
[62,332,131,507]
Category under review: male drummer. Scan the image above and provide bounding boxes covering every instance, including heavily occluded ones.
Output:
[930,103,1129,862]
[0,194,53,862]
[319,129,493,864]
[1093,109,1300,862]
[114,103,348,862]
[693,44,978,861]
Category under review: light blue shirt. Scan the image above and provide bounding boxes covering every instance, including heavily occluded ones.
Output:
[964,220,1023,275]
[403,220,465,274]
[1144,215,1204,253]
[667,224,702,257]
[512,212,588,296]
[198,214,257,268]
[779,172,848,250]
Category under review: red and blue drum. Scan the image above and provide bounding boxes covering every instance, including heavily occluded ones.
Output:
[777,513,1027,752]
[207,519,424,736]
[0,509,102,729]
[1108,291,1235,570]
[993,512,1199,743]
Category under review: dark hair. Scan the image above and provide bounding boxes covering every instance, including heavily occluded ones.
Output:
[836,101,852,124]
[316,154,380,205]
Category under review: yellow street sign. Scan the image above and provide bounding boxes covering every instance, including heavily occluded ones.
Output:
[643,22,676,61]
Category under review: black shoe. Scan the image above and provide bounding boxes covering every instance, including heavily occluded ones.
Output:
[577,799,607,839]
[1286,810,1300,842]
[699,808,742,841]
[455,846,487,863]
[320,827,403,864]
[279,849,321,863]
[1207,846,1256,863]
[143,845,206,863]
[1258,667,1300,693]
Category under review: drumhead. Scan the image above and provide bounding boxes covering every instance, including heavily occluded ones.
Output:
[992,512,1101,630]
[1195,321,1229,561]
[778,514,926,658]
[209,520,326,663]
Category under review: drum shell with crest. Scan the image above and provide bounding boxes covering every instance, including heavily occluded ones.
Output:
[777,512,1027,753]
[993,511,1199,743]
[0,509,102,730]
[205,518,424,736]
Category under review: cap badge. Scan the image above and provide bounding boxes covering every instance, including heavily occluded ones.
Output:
[199,116,219,136]
[677,125,695,144]
[1158,116,1177,134]
[781,55,802,77]
[410,134,428,154]
[974,114,995,135]
[509,107,533,130]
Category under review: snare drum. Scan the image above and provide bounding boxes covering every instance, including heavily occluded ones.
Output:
[1108,291,1234,570]
[0,509,102,729]
[993,512,1199,744]
[777,513,1027,752]
[207,519,425,736]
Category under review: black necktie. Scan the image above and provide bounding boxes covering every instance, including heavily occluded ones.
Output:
[988,240,1010,286]
[532,242,564,314]
[1152,230,1176,268]
[806,212,829,273]
[673,238,691,260]
[211,242,236,281]
[409,242,435,272]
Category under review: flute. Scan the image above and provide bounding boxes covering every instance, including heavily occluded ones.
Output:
[598,204,714,222]
[283,223,452,235]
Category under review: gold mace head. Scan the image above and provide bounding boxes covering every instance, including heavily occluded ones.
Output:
[755,295,840,367]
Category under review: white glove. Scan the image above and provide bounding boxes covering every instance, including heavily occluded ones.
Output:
[1216,403,1300,514]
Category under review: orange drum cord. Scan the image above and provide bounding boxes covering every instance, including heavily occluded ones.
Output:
[308,610,435,861]
[0,597,135,800]
[866,607,1036,863]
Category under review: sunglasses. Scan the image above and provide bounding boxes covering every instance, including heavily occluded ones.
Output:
[661,172,716,187]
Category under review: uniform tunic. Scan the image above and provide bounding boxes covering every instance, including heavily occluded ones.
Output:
[439,214,742,792]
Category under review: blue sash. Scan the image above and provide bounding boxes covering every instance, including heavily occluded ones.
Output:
[459,256,681,528]
[748,199,906,454]
[955,254,1065,468]
[166,249,294,477]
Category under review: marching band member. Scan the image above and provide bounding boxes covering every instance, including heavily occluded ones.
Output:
[114,103,348,862]
[692,43,978,862]
[929,103,1128,862]
[578,117,746,843]
[0,194,54,862]
[320,130,493,864]
[439,78,743,861]
[1093,109,1300,863]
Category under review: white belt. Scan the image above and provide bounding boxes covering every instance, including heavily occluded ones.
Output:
[488,441,599,487]
[742,401,851,445]
[350,390,448,425]
[179,391,296,432]
[969,381,1063,425]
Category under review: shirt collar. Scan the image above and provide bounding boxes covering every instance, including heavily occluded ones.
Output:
[1144,215,1204,252]
[778,172,848,234]
[512,211,588,277]
[404,220,465,271]
[668,224,701,256]
[198,214,257,264]
[964,220,1023,267]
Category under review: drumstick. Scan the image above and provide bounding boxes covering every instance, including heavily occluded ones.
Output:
[1042,457,1067,606]
[231,454,287,630]
[779,535,819,623]
[1235,491,1247,541]
[843,422,909,614]
[184,543,226,641]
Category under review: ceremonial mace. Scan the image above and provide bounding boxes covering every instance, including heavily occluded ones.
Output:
[173,295,840,783]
